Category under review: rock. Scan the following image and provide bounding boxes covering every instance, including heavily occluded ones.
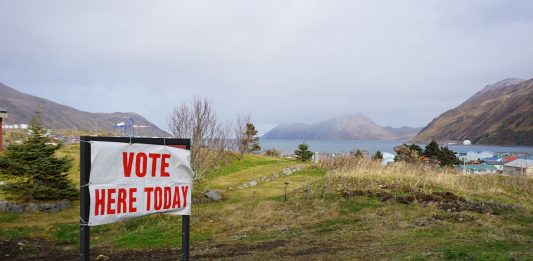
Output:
[248,180,257,187]
[205,190,222,201]
[283,167,298,175]
[39,203,59,212]
[10,204,23,213]
[240,183,249,189]
[0,201,8,212]
[273,173,280,178]
[57,199,71,210]
[25,203,39,212]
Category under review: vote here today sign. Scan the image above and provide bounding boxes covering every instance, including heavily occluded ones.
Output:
[87,141,193,226]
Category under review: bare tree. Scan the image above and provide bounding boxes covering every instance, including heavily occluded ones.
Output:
[235,114,261,160]
[168,97,230,181]
[235,114,252,160]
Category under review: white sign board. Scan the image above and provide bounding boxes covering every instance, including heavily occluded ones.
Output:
[88,141,193,226]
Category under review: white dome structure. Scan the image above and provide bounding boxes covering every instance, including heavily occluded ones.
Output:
[463,140,472,146]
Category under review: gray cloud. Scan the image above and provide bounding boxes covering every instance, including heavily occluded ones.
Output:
[1,0,532,134]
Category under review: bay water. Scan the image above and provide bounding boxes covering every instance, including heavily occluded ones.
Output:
[260,139,533,155]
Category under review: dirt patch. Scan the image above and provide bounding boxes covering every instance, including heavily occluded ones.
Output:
[287,245,339,256]
[194,240,288,259]
[0,237,292,261]
[0,239,78,261]
[342,188,517,215]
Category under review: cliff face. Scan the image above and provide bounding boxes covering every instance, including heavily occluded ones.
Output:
[413,78,533,146]
[264,114,421,141]
[0,82,169,137]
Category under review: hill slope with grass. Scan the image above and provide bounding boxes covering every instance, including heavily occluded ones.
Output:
[413,78,533,145]
[0,82,169,136]
[1,147,532,260]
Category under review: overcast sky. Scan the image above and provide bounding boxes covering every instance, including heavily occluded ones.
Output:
[1,1,532,134]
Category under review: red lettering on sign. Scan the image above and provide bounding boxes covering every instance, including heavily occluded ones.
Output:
[122,152,134,177]
[148,153,161,177]
[136,153,147,177]
[181,186,189,208]
[163,187,172,209]
[95,189,105,216]
[129,188,137,212]
[172,186,181,208]
[123,152,172,178]
[154,187,162,210]
[117,188,127,214]
[144,187,153,211]
[107,188,116,214]
[161,154,171,177]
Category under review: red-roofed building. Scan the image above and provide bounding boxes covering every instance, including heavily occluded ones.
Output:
[503,155,519,163]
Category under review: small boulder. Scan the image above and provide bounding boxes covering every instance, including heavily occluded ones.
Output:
[57,199,71,210]
[283,167,295,175]
[0,201,8,212]
[248,180,258,187]
[39,203,59,212]
[205,190,223,201]
[25,203,39,212]
[10,204,23,213]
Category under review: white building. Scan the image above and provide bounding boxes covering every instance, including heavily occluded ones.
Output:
[382,152,395,165]
[477,151,494,160]
[503,159,533,176]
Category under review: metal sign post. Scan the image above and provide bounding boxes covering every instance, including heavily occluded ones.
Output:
[79,137,191,261]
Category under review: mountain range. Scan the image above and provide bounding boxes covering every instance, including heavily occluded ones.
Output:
[263,114,421,141]
[0,82,169,137]
[413,78,533,146]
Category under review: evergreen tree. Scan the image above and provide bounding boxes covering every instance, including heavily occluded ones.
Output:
[245,123,261,153]
[294,143,313,162]
[372,150,383,161]
[0,113,77,201]
[352,149,368,159]
[437,146,459,167]
[423,140,440,160]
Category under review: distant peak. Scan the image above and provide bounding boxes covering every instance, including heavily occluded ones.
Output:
[340,113,368,119]
[482,78,524,92]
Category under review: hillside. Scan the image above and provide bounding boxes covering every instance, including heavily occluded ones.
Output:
[263,114,421,141]
[413,78,533,146]
[0,82,169,137]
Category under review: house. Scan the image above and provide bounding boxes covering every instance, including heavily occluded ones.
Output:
[484,156,504,171]
[477,151,494,160]
[381,152,395,165]
[0,107,7,151]
[503,159,533,176]
[459,162,498,174]
[458,151,481,162]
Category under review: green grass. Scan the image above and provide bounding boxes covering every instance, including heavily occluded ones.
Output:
[0,226,34,240]
[0,213,20,223]
[209,153,290,179]
[340,197,382,214]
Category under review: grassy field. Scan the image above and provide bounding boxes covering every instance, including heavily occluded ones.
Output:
[1,144,533,260]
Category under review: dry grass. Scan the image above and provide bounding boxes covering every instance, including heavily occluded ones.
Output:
[318,156,533,203]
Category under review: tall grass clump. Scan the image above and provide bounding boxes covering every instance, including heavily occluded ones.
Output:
[318,155,533,203]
